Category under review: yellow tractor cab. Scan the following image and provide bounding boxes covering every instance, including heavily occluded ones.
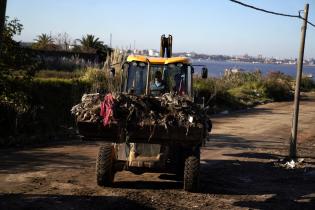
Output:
[122,55,194,97]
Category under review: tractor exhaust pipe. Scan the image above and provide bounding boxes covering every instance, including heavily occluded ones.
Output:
[160,34,166,57]
[166,35,172,58]
[160,34,173,58]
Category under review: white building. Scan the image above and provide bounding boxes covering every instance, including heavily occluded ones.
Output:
[148,49,159,57]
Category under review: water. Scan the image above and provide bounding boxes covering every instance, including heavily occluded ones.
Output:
[192,60,315,79]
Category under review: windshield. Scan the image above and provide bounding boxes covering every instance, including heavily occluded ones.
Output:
[126,62,189,96]
[164,63,188,95]
[126,62,147,95]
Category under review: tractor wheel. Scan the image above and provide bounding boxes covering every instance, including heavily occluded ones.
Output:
[96,144,116,186]
[183,151,200,192]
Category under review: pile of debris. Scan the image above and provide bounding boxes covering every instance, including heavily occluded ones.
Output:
[71,92,210,131]
[71,93,103,123]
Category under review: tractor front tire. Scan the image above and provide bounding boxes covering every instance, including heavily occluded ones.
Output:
[183,155,200,192]
[96,144,116,186]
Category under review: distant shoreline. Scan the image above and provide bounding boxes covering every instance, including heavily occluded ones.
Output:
[192,59,315,79]
[192,59,315,67]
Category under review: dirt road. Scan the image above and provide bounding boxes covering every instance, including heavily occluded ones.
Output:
[1,93,315,210]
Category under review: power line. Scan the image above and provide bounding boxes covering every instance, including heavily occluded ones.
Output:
[229,0,315,28]
[306,19,315,27]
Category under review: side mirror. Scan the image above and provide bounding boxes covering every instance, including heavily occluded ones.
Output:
[202,67,208,79]
[110,67,115,77]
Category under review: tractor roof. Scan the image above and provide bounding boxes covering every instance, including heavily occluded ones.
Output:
[127,55,191,65]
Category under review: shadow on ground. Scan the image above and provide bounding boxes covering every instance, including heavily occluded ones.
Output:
[113,180,181,190]
[202,127,315,209]
[205,133,286,150]
[223,151,284,160]
[0,141,98,173]
[0,194,153,210]
[211,107,275,119]
[200,156,315,210]
[205,134,258,149]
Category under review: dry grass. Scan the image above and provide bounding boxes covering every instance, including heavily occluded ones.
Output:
[103,48,128,74]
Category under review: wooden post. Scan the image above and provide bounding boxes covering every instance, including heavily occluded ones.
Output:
[289,4,309,159]
[0,0,7,49]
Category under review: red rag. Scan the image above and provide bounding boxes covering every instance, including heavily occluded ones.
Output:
[100,93,114,126]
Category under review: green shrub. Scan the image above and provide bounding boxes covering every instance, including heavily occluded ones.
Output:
[31,78,91,124]
[82,67,122,93]
[300,77,315,92]
[0,78,91,145]
[222,70,263,88]
[264,71,293,101]
[194,77,244,112]
[228,81,268,106]
[194,71,296,112]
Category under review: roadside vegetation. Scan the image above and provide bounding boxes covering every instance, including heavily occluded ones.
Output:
[194,71,315,113]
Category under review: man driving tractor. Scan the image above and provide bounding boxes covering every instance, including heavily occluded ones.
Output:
[150,71,166,96]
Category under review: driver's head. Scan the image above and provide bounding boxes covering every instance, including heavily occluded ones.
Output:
[155,71,162,81]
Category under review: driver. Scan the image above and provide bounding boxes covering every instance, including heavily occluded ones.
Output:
[150,71,166,96]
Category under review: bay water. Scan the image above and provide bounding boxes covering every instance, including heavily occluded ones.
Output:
[193,60,315,79]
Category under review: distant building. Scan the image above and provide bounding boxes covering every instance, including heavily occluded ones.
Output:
[148,49,159,57]
[185,52,196,58]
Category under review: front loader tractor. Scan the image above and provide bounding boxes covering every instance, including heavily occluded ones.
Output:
[74,35,211,192]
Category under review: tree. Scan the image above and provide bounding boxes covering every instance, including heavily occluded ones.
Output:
[33,33,57,50]
[0,17,40,139]
[76,34,110,62]
[55,32,71,51]
[1,17,35,73]
[0,17,36,114]
[0,0,7,49]
[78,34,105,52]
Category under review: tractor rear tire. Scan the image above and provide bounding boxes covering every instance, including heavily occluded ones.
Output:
[96,144,116,186]
[183,155,200,192]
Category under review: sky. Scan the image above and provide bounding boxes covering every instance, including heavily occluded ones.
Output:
[6,0,315,59]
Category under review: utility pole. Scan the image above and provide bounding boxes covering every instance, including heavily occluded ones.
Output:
[0,0,7,50]
[289,4,309,159]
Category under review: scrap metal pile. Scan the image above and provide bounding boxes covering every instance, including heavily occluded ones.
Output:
[71,92,210,132]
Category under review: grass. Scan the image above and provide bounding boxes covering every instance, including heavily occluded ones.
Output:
[35,70,84,79]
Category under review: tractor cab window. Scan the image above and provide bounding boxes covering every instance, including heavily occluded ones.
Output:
[150,65,167,96]
[127,62,147,95]
[126,62,191,96]
[164,63,188,95]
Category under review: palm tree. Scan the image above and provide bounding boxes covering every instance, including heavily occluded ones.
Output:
[77,34,104,52]
[33,33,55,49]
